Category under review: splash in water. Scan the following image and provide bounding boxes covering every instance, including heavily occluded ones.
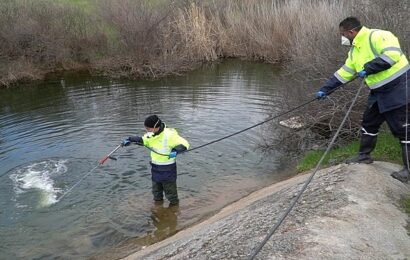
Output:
[9,159,67,207]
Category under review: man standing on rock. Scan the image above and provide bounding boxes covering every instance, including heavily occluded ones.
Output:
[315,17,410,182]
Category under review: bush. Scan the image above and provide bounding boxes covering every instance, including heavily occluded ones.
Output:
[0,0,105,85]
[1,0,409,154]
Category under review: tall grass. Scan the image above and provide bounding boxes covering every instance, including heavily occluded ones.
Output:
[0,0,409,87]
[1,0,408,160]
[0,0,104,84]
[94,0,353,79]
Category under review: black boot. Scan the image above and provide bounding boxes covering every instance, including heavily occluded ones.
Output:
[346,135,377,164]
[391,143,410,183]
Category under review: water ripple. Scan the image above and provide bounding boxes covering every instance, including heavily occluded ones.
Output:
[0,60,292,259]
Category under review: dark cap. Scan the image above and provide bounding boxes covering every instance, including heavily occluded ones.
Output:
[144,115,161,128]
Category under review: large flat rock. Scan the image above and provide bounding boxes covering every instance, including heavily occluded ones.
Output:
[124,162,410,259]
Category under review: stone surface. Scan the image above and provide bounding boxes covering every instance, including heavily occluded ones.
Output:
[124,162,410,260]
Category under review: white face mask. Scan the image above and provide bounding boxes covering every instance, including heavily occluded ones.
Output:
[146,132,155,138]
[145,119,160,138]
[341,36,351,46]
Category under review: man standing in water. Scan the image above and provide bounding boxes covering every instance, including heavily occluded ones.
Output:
[121,115,189,205]
[315,17,410,182]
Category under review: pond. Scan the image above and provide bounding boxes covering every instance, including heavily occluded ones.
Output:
[0,60,297,259]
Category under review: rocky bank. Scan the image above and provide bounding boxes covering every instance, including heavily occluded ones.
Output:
[124,162,410,260]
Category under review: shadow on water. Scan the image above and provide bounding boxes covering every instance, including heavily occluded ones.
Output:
[0,60,298,259]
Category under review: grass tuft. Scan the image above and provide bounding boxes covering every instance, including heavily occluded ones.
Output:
[297,131,401,172]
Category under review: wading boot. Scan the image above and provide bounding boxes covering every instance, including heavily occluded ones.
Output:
[391,144,410,183]
[345,135,377,164]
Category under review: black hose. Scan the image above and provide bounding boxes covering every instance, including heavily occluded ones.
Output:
[247,81,364,259]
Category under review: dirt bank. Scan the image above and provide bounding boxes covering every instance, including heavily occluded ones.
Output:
[124,161,410,259]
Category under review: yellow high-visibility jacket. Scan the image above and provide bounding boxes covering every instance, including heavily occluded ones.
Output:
[335,26,409,89]
[142,125,189,166]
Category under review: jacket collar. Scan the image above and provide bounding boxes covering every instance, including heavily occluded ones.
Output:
[153,123,165,136]
[352,26,370,47]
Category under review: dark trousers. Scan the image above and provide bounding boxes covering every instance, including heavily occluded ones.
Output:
[152,181,179,205]
[362,103,410,141]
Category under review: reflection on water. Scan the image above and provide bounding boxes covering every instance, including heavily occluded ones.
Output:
[0,60,295,259]
[150,202,179,240]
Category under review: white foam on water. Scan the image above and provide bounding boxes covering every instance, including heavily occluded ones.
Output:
[9,159,68,207]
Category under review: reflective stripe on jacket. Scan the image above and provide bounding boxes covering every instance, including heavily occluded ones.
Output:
[367,69,409,113]
[335,26,410,89]
[142,125,190,166]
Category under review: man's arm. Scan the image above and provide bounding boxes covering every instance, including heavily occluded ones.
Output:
[129,136,144,146]
[320,51,357,95]
[319,75,344,94]
[363,31,402,75]
[363,57,392,75]
[171,144,188,153]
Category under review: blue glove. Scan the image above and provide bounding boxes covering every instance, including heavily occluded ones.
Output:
[358,70,367,78]
[169,151,177,159]
[121,138,131,147]
[315,90,326,100]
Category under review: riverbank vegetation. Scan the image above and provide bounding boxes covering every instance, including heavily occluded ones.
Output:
[296,131,401,172]
[1,0,409,153]
[1,0,331,84]
[3,0,408,87]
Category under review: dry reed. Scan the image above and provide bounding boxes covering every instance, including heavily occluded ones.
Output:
[1,0,410,149]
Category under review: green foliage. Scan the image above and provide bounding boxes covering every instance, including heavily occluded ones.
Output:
[403,198,410,215]
[60,0,89,5]
[297,132,401,172]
